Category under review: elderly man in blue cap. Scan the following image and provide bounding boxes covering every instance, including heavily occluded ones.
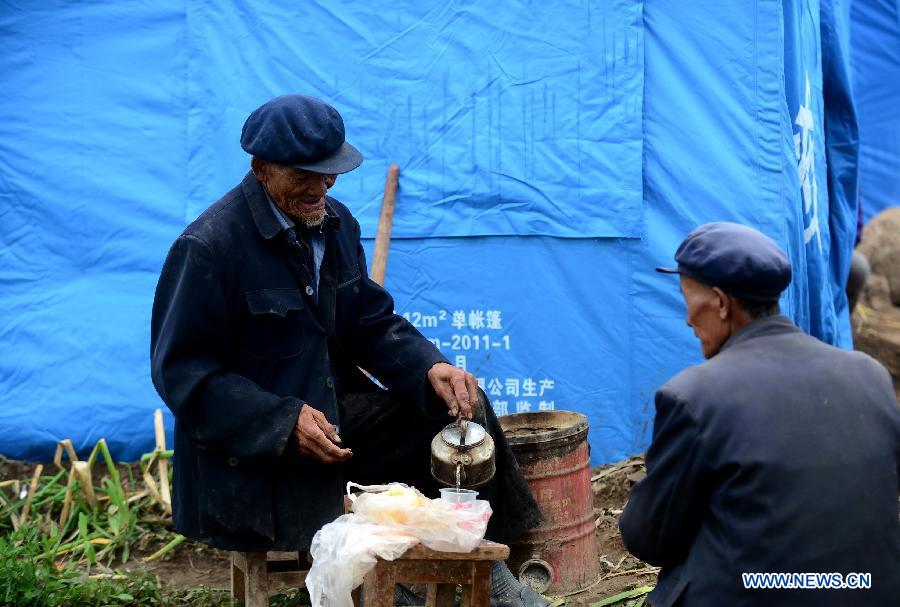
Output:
[151,94,546,607]
[619,222,900,606]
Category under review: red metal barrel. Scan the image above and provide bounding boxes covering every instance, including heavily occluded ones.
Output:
[500,411,598,595]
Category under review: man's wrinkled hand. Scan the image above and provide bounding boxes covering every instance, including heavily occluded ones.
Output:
[427,362,479,419]
[293,404,353,464]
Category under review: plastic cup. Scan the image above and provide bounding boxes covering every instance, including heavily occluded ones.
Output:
[440,488,478,503]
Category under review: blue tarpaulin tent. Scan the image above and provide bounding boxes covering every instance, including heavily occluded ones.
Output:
[0,0,878,463]
[850,0,900,221]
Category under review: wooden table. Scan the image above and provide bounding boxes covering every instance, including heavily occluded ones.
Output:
[364,540,509,607]
[232,540,509,607]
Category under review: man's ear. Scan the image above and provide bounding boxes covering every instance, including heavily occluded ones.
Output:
[250,157,267,181]
[712,286,731,320]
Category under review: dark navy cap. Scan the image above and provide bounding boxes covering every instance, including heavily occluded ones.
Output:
[657,222,792,301]
[240,94,363,174]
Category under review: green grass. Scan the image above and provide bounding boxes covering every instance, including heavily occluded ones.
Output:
[0,524,314,607]
[588,586,653,607]
[0,449,177,567]
[0,437,194,605]
[0,435,320,606]
[0,526,161,606]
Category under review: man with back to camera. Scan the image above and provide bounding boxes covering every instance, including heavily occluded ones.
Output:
[150,94,548,607]
[619,222,900,606]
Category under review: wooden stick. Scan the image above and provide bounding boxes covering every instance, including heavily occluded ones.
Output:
[0,492,20,531]
[18,464,44,525]
[52,438,82,527]
[72,461,98,509]
[369,164,399,286]
[58,469,77,528]
[602,567,660,580]
[141,451,164,505]
[154,409,172,513]
[54,439,79,471]
[126,489,150,504]
[590,460,641,482]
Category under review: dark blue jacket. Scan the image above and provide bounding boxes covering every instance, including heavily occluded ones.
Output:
[150,172,446,550]
[620,315,900,606]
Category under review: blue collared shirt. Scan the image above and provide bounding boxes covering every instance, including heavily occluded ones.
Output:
[266,196,325,300]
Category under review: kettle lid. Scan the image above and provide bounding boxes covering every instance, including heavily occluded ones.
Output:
[440,421,487,448]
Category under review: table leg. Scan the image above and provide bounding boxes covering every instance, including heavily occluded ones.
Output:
[364,562,397,607]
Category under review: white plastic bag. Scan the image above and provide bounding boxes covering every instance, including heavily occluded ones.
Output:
[306,513,418,607]
[306,483,493,607]
[349,483,492,552]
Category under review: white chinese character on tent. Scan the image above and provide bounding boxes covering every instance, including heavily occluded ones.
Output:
[487,378,503,397]
[522,378,538,397]
[505,378,520,397]
[493,399,509,416]
[476,377,486,390]
[454,355,466,370]
[486,310,502,330]
[515,400,532,413]
[794,72,822,252]
[539,378,555,396]
[538,400,555,411]
[451,310,467,329]
[468,310,485,330]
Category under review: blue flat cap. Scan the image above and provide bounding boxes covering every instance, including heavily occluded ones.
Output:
[240,94,363,174]
[657,222,792,301]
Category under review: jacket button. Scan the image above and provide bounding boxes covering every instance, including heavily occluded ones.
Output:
[353,285,359,293]
[228,457,239,466]
[305,285,314,296]
[325,377,334,389]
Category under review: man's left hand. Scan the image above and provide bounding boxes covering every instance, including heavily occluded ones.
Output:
[427,362,479,419]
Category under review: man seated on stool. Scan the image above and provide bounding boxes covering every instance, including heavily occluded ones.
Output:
[150,94,547,607]
[620,223,900,606]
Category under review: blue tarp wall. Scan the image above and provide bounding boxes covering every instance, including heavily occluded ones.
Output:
[850,0,900,221]
[0,0,876,463]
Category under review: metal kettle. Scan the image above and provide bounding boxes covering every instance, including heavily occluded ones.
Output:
[430,419,496,488]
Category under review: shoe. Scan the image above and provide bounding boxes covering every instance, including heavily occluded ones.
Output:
[490,561,550,607]
[394,583,426,607]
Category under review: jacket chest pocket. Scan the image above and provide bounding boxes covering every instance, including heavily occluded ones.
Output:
[240,288,308,359]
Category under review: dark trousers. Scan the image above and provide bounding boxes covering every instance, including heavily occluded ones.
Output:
[339,389,543,545]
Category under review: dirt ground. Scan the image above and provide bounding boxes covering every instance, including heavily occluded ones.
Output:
[582,457,657,604]
[1,456,654,605]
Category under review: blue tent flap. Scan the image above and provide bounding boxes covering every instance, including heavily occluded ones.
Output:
[0,0,862,463]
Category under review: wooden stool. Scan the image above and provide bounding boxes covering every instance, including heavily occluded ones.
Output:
[232,540,508,607]
[364,540,509,607]
[232,497,357,606]
[231,550,310,607]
